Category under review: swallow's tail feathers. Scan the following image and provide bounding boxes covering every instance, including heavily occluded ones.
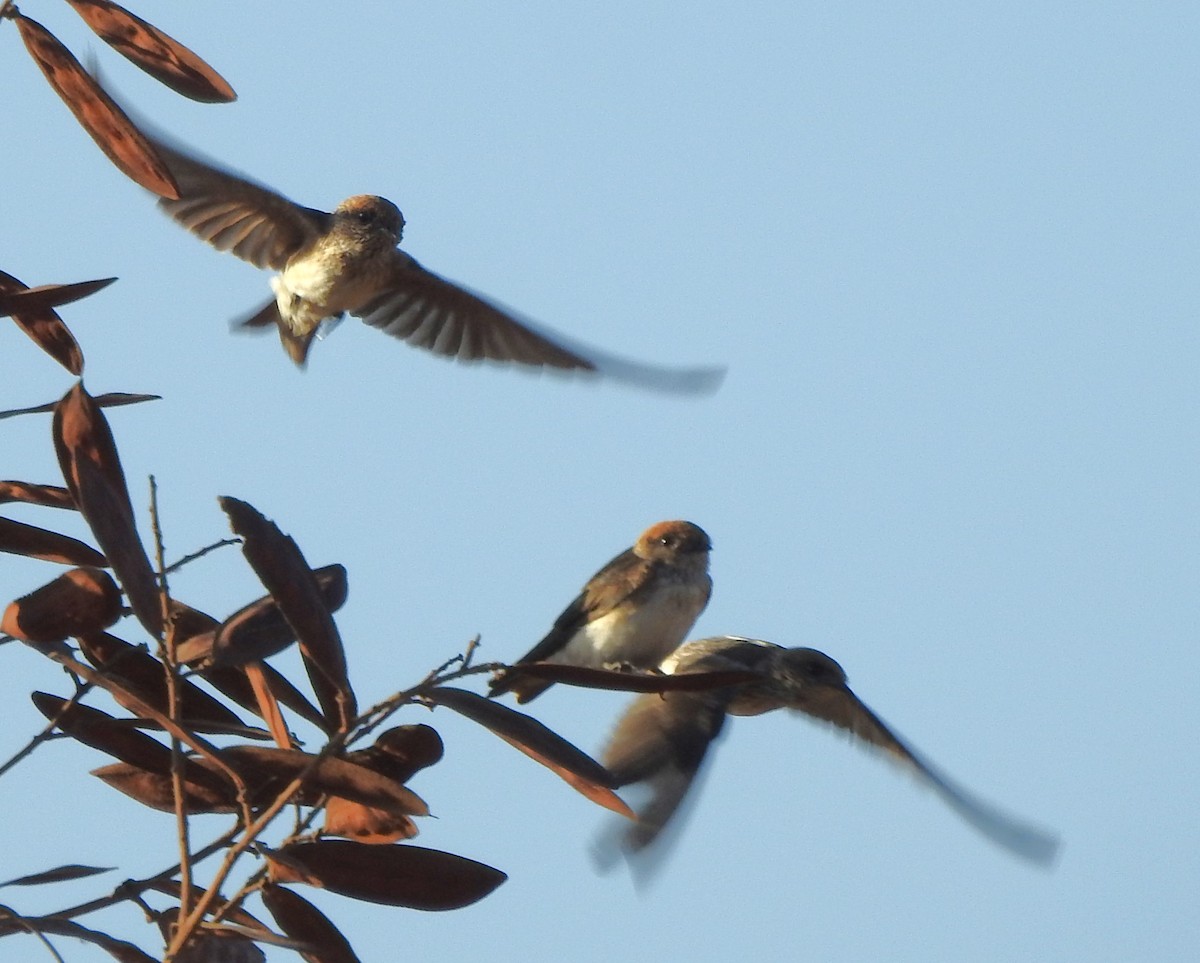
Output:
[230,298,316,368]
[487,669,551,704]
[233,298,279,330]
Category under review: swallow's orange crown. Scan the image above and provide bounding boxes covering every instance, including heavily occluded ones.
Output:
[634,520,712,558]
[333,195,406,241]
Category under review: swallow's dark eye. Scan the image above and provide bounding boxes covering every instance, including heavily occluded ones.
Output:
[354,210,374,224]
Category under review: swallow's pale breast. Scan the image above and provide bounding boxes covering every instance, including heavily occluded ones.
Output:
[126,113,724,391]
[489,520,713,703]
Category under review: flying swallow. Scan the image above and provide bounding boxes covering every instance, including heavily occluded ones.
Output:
[489,521,713,704]
[122,112,724,392]
[599,636,1060,869]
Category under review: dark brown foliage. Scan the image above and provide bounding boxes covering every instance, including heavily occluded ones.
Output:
[219,498,356,731]
[2,567,121,643]
[14,14,179,198]
[261,884,362,963]
[53,383,162,637]
[428,687,633,818]
[0,516,106,566]
[0,271,111,374]
[0,481,76,508]
[63,0,236,103]
[269,841,507,911]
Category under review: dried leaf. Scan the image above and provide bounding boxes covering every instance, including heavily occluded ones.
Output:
[245,661,293,748]
[268,841,506,911]
[219,747,429,818]
[14,14,178,198]
[349,725,444,785]
[322,796,418,845]
[0,392,160,421]
[220,498,355,730]
[261,884,362,963]
[0,516,106,566]
[63,0,236,103]
[0,864,113,887]
[150,881,273,933]
[92,760,237,813]
[54,383,161,638]
[0,481,75,508]
[179,564,348,668]
[208,661,329,733]
[0,275,116,315]
[0,916,157,962]
[2,568,121,643]
[78,631,255,733]
[510,662,762,693]
[160,909,267,963]
[33,691,173,772]
[428,687,633,818]
[0,271,103,374]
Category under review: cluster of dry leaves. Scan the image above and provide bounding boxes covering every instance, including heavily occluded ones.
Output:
[3,3,741,960]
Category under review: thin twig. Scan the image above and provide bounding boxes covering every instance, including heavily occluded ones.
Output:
[0,904,67,963]
[163,538,240,576]
[149,477,193,924]
[0,680,95,780]
[34,647,256,827]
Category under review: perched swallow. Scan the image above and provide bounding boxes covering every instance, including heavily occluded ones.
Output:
[124,115,724,392]
[599,636,1060,870]
[489,521,713,704]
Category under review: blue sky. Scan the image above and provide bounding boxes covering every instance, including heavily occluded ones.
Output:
[4,2,1198,960]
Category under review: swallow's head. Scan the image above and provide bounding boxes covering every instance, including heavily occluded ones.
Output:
[333,195,405,243]
[774,647,847,693]
[634,520,712,562]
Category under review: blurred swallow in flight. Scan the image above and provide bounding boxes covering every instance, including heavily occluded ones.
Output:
[123,112,724,392]
[598,636,1061,872]
[489,521,713,704]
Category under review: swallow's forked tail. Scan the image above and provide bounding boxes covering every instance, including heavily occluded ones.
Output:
[231,298,316,368]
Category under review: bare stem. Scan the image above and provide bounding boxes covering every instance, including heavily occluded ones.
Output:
[149,477,193,924]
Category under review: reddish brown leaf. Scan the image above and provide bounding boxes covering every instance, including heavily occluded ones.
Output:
[208,662,329,734]
[510,662,762,693]
[220,498,356,730]
[54,383,161,638]
[32,691,235,805]
[245,661,293,749]
[158,909,267,963]
[321,725,444,842]
[429,688,633,817]
[0,481,75,509]
[0,270,89,374]
[0,917,157,962]
[0,276,117,316]
[0,516,106,566]
[177,564,348,667]
[63,0,236,103]
[261,884,362,963]
[349,725,444,785]
[33,691,172,772]
[268,841,506,911]
[14,14,178,198]
[151,880,273,933]
[0,392,161,422]
[218,747,429,818]
[92,760,237,813]
[169,600,329,732]
[78,631,257,735]
[0,864,113,887]
[322,796,419,845]
[2,568,121,643]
